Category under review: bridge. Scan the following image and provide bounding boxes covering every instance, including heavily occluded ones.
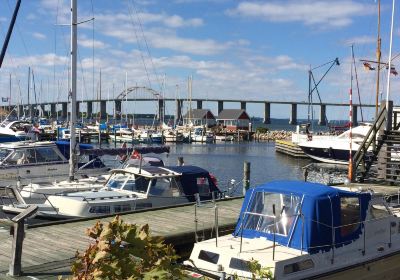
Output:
[6,86,376,125]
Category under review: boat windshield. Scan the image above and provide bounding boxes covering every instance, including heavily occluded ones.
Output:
[105,173,150,193]
[0,149,12,162]
[106,173,128,189]
[243,192,301,236]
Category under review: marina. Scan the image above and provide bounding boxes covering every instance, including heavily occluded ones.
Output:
[1,0,400,279]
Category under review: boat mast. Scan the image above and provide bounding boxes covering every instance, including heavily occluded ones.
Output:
[375,0,381,118]
[69,0,77,181]
[385,0,395,112]
[348,45,354,181]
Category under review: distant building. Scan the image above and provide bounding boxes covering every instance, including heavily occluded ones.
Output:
[217,109,251,131]
[183,109,216,127]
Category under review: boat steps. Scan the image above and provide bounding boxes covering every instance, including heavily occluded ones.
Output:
[274,140,308,158]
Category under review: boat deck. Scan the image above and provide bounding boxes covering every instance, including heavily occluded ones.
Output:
[0,197,243,279]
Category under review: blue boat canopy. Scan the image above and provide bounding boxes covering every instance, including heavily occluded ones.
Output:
[234,181,371,254]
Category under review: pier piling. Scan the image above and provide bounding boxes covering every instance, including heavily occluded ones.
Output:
[243,161,250,195]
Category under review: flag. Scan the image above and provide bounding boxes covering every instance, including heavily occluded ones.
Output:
[391,67,398,76]
[1,97,8,102]
[363,62,375,71]
[131,149,141,159]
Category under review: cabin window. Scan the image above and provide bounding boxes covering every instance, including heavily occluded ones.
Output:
[123,176,149,193]
[340,197,361,237]
[283,259,314,275]
[114,204,131,213]
[196,177,210,195]
[89,205,110,214]
[170,178,183,197]
[243,192,300,236]
[6,149,36,165]
[229,258,250,272]
[198,250,219,264]
[36,147,64,162]
[149,178,173,196]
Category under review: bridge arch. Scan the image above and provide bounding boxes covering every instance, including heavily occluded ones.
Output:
[116,86,162,100]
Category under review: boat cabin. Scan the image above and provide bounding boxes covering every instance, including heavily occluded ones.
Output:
[41,165,221,218]
[187,181,400,279]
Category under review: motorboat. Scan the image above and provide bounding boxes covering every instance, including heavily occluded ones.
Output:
[0,120,33,142]
[2,165,223,219]
[185,180,400,279]
[191,127,215,143]
[109,127,138,143]
[138,129,164,144]
[0,140,109,186]
[163,130,184,143]
[297,123,372,164]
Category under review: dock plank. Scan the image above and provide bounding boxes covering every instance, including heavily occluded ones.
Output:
[0,198,243,278]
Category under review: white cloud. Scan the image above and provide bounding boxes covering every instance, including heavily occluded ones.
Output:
[342,35,375,46]
[32,32,46,40]
[5,53,68,67]
[78,36,108,49]
[227,1,375,28]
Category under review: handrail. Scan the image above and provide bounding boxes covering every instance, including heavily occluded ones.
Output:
[352,103,387,178]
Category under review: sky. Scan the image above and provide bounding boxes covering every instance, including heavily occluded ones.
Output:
[0,0,399,121]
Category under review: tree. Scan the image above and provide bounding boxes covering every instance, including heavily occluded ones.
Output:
[66,216,185,280]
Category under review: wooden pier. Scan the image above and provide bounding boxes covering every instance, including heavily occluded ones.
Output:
[275,140,308,158]
[0,197,243,279]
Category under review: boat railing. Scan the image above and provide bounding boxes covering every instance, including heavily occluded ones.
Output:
[237,208,396,264]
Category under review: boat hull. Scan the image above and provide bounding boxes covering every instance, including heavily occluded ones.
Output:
[299,146,356,165]
[312,250,400,280]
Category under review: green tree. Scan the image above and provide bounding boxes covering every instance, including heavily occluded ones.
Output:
[67,216,185,280]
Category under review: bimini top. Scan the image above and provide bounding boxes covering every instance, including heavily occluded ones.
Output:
[234,180,371,254]
[167,165,221,200]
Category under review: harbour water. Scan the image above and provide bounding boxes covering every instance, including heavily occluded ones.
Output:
[102,141,312,195]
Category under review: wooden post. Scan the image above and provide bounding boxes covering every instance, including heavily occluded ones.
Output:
[178,157,184,166]
[243,161,250,195]
[8,205,38,276]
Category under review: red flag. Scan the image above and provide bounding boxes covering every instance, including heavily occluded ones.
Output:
[131,150,141,159]
[363,62,375,71]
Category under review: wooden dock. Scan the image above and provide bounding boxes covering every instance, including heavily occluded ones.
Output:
[275,140,308,158]
[0,197,243,279]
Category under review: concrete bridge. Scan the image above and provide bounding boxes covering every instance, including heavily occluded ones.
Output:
[6,86,375,125]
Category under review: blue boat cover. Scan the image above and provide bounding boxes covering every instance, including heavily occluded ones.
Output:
[234,181,371,254]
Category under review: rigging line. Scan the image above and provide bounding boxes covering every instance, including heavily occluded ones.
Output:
[131,0,162,92]
[91,0,95,102]
[126,1,152,89]
[53,0,61,105]
[352,47,364,122]
[6,0,30,57]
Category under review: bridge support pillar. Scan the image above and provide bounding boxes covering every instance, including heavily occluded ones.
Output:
[175,99,183,125]
[50,104,56,118]
[241,101,246,111]
[100,101,107,120]
[352,105,358,126]
[263,102,271,124]
[18,105,23,117]
[62,102,68,119]
[114,100,121,120]
[289,103,297,125]
[76,102,80,119]
[218,101,224,114]
[319,104,326,126]
[158,99,165,123]
[87,101,93,119]
[197,100,203,109]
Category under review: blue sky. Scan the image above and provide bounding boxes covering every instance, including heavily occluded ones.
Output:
[0,0,399,120]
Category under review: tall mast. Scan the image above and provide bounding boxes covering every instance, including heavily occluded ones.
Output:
[385,0,396,111]
[27,67,30,119]
[69,0,77,181]
[375,0,381,117]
